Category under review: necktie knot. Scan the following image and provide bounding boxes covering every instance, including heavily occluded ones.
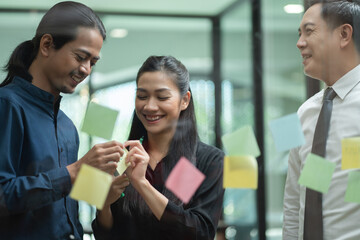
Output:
[323,87,337,101]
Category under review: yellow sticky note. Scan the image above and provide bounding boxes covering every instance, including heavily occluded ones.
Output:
[342,137,360,170]
[70,164,112,210]
[116,148,130,175]
[223,156,258,189]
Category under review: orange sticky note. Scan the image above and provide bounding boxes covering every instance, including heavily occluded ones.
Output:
[165,157,205,204]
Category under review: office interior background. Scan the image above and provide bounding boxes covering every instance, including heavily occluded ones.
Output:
[0,0,315,239]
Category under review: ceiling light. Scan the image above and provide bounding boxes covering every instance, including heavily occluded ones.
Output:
[284,4,304,14]
[110,28,128,38]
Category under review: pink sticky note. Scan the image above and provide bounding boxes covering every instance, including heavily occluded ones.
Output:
[165,157,205,204]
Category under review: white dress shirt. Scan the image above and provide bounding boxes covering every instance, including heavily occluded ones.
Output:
[283,64,360,240]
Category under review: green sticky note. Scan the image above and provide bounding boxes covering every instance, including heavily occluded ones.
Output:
[70,164,112,210]
[81,102,119,140]
[298,153,336,194]
[342,137,360,170]
[345,171,360,204]
[221,125,260,157]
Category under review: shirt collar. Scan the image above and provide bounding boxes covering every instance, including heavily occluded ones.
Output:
[330,64,360,100]
[13,76,62,104]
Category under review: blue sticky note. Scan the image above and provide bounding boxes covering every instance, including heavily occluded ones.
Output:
[269,113,305,152]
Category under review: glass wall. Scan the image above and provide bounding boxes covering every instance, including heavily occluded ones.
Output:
[262,0,304,239]
[221,1,258,240]
[0,1,308,239]
[219,0,306,239]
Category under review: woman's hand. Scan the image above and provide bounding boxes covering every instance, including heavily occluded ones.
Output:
[123,140,169,220]
[124,140,150,188]
[104,174,130,208]
[97,174,129,230]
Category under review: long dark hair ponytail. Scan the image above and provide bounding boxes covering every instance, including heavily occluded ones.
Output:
[1,1,106,87]
[121,56,199,215]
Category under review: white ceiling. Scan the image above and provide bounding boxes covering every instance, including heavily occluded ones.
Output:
[0,0,239,16]
[0,0,304,91]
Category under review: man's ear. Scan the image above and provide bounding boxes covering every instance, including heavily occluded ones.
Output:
[339,23,353,49]
[180,91,191,111]
[39,34,54,57]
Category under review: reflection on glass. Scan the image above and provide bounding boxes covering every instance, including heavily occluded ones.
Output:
[221,0,257,239]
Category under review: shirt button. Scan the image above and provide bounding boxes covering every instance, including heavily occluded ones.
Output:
[69,234,75,239]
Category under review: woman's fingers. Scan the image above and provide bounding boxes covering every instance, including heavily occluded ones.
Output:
[126,154,148,169]
[104,175,129,206]
[125,145,149,164]
[114,176,130,189]
[124,140,145,151]
[113,175,129,185]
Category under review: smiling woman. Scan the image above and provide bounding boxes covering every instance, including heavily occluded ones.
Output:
[92,56,225,240]
[135,71,190,142]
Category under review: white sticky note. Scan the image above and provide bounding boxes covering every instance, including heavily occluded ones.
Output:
[116,148,130,175]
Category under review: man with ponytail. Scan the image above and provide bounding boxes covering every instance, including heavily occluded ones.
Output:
[0,2,125,239]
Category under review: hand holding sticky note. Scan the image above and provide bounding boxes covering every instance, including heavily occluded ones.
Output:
[115,137,143,176]
[115,148,130,176]
[81,102,119,140]
[223,156,258,189]
[298,153,336,194]
[70,164,112,210]
[341,137,360,170]
[165,157,205,204]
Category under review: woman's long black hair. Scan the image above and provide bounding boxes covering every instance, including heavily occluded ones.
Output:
[1,1,106,87]
[121,55,199,215]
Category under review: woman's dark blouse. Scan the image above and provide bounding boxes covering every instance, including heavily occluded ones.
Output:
[92,141,224,240]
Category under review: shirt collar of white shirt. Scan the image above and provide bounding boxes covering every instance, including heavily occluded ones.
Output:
[327,64,360,100]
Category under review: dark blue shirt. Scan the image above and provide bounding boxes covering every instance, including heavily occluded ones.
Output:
[0,77,83,239]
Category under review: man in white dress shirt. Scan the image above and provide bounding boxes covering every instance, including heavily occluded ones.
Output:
[283,1,360,239]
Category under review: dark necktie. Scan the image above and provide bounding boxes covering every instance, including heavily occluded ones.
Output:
[304,87,337,240]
